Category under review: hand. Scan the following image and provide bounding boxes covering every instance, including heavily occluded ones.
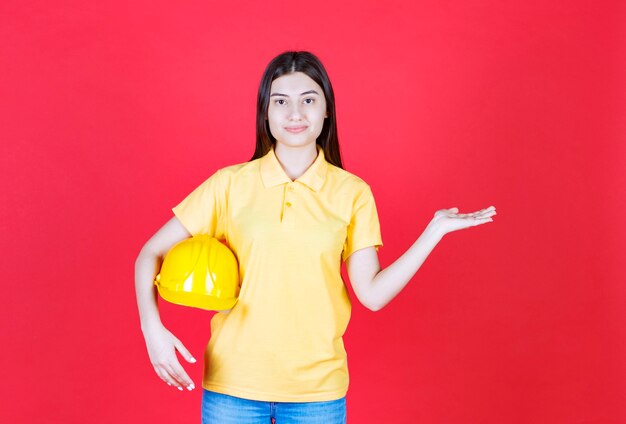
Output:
[142,323,197,392]
[429,206,496,237]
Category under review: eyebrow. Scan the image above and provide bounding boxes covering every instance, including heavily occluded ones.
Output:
[269,90,320,97]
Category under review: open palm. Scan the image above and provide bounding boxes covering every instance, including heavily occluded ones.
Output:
[432,206,496,236]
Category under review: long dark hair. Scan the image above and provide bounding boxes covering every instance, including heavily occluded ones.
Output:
[249,51,343,169]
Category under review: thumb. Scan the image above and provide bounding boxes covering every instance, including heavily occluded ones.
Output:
[449,207,459,213]
[173,338,197,363]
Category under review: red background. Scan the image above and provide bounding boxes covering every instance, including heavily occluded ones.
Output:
[1,0,625,422]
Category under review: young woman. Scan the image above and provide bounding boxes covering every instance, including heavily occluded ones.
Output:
[135,51,496,423]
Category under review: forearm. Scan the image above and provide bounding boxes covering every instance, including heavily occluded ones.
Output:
[135,248,165,332]
[369,222,444,311]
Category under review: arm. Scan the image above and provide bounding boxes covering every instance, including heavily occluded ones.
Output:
[346,206,496,311]
[135,216,197,391]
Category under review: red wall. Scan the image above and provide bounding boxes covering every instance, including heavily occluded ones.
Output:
[2,0,624,422]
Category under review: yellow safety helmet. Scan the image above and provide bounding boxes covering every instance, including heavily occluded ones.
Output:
[154,234,240,311]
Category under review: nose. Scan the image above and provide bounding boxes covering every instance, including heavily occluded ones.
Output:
[288,102,303,120]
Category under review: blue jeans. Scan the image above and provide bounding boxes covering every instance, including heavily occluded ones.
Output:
[201,389,347,424]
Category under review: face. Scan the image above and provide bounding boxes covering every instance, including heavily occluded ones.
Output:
[267,72,328,148]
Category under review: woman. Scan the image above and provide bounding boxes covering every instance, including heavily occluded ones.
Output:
[135,50,496,423]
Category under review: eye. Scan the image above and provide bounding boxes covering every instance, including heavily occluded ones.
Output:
[303,98,315,104]
[274,99,286,105]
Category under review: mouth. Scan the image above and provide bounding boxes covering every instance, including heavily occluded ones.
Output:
[285,126,308,133]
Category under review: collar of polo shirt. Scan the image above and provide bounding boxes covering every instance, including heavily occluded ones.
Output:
[259,144,328,191]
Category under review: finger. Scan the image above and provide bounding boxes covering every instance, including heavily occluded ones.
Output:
[155,366,175,387]
[474,208,496,217]
[163,364,185,391]
[165,364,185,391]
[470,207,493,215]
[166,362,195,391]
[171,362,195,391]
[173,338,197,364]
[479,210,496,218]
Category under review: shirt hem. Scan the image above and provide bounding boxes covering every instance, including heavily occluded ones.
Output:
[202,382,348,402]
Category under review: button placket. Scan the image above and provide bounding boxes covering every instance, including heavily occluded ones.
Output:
[285,183,293,208]
[281,183,296,225]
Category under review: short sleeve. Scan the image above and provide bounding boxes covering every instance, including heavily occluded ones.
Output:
[341,184,383,262]
[172,169,226,238]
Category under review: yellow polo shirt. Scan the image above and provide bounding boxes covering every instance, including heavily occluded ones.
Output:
[172,143,383,402]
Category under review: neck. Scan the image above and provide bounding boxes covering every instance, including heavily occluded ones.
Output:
[273,143,319,181]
